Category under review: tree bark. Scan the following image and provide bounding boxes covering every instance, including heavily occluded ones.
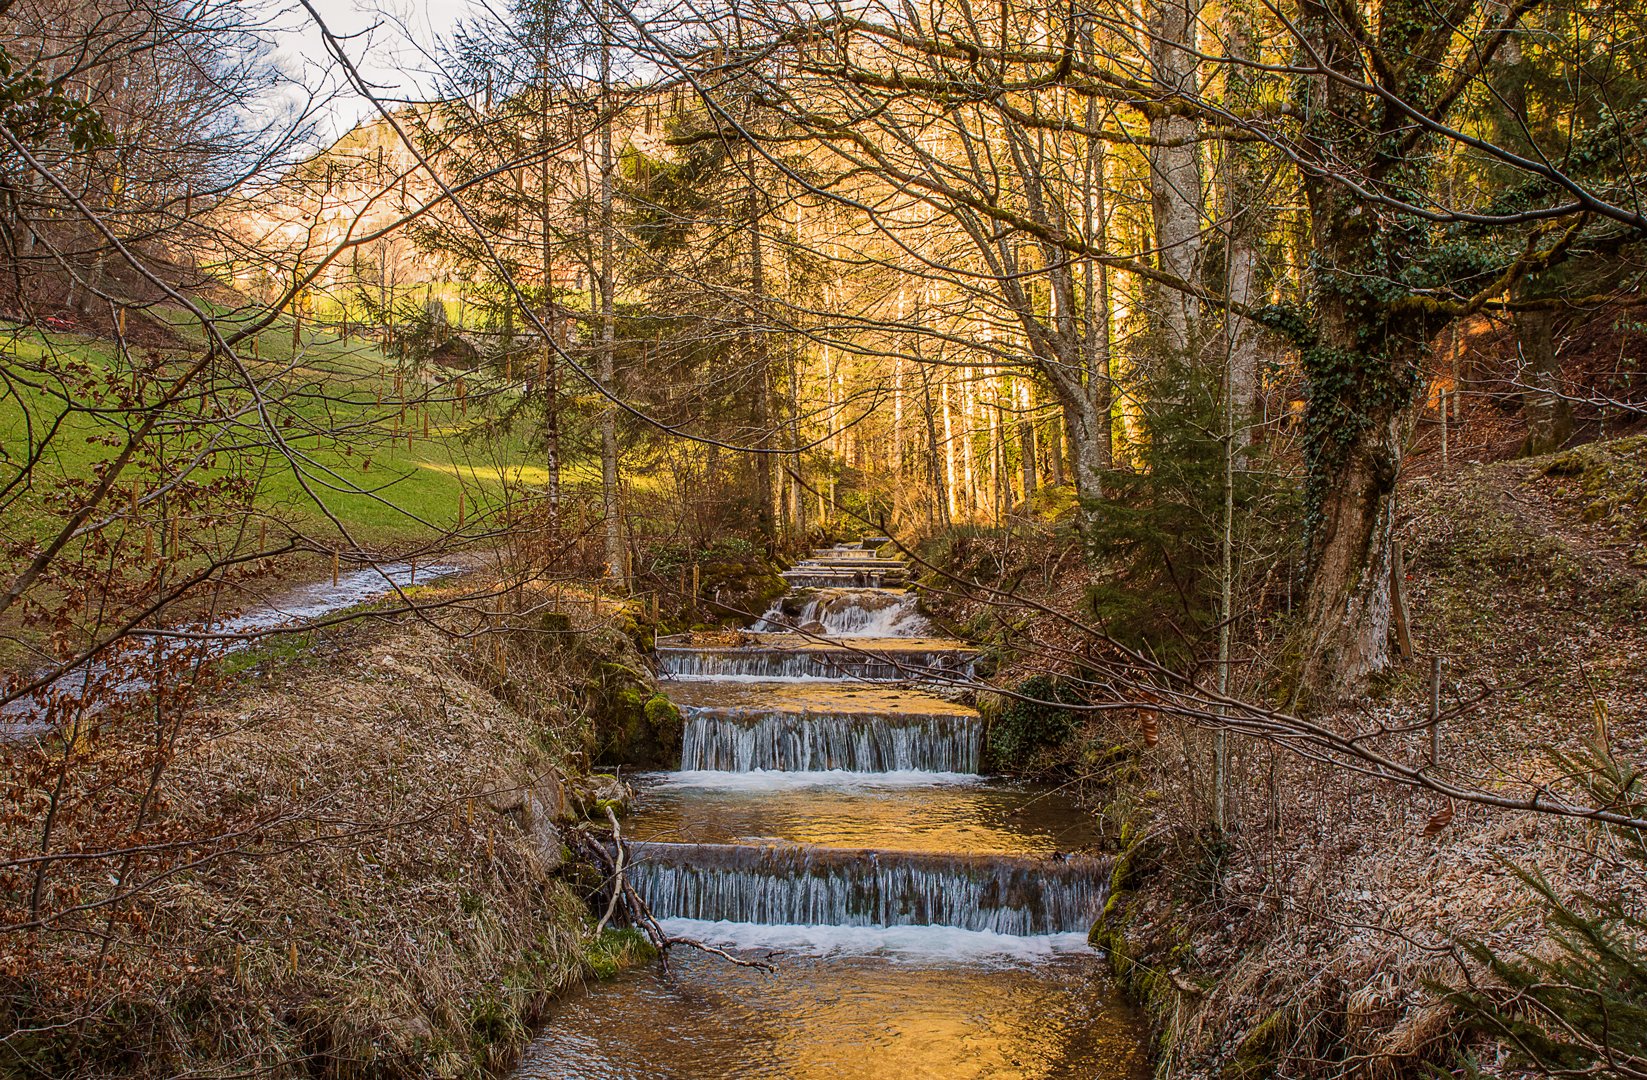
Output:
[1294,405,1404,703]
[1147,0,1204,359]
[597,12,625,587]
[1516,308,1572,456]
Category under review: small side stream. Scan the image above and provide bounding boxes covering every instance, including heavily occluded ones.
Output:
[2,560,462,735]
[518,544,1147,1079]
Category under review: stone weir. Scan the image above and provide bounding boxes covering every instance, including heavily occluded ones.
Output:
[627,842,1106,937]
[653,633,978,681]
[669,681,981,773]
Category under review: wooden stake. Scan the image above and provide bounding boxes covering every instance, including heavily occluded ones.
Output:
[143,527,154,561]
[1429,656,1442,767]
[457,490,466,530]
[1390,538,1413,661]
[332,552,339,587]
[130,481,139,517]
[289,941,298,974]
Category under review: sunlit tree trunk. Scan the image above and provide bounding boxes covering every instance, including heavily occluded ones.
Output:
[595,6,625,587]
[1147,0,1204,359]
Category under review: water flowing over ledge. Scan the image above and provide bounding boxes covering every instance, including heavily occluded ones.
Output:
[655,635,979,681]
[680,711,981,772]
[753,587,933,637]
[628,841,1108,936]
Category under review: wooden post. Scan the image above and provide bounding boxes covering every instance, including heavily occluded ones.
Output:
[691,562,700,613]
[457,490,466,530]
[130,481,139,517]
[332,552,340,587]
[1429,656,1442,767]
[1390,538,1413,661]
[1439,389,1449,471]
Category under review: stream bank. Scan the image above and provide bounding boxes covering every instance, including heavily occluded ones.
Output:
[0,573,664,1079]
[918,441,1647,1077]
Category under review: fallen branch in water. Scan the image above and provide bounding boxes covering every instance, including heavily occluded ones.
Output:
[567,820,776,973]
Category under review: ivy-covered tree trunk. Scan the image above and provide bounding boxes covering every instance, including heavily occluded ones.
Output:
[1293,361,1407,702]
[1287,0,1449,706]
[1290,222,1427,705]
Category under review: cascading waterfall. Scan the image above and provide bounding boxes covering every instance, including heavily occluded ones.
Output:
[679,711,980,772]
[627,541,1100,956]
[628,842,1105,936]
[753,588,933,637]
[655,643,975,681]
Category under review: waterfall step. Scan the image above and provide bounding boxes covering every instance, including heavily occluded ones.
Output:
[781,570,909,589]
[656,634,977,681]
[669,679,978,772]
[754,587,931,637]
[627,841,1107,935]
[629,775,1099,857]
[665,679,972,717]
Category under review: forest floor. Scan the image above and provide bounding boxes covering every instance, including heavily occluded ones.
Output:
[927,433,1647,1078]
[0,572,656,1079]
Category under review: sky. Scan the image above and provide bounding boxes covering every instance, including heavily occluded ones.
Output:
[280,0,486,142]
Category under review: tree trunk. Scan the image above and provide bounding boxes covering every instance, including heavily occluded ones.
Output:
[1516,309,1571,456]
[1295,407,1403,704]
[597,20,625,588]
[1220,9,1265,446]
[1146,0,1204,359]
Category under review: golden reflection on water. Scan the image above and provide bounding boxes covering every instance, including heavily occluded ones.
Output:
[666,679,980,719]
[518,951,1149,1080]
[629,780,1099,857]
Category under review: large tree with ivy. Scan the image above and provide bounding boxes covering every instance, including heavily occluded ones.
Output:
[1263,0,1647,701]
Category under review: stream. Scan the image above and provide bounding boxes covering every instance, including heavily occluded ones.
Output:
[518,544,1146,1079]
[2,560,462,735]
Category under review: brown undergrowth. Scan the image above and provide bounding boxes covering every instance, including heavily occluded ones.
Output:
[923,438,1647,1078]
[0,575,657,1079]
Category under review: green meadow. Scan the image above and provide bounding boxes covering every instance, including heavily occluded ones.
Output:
[0,303,564,550]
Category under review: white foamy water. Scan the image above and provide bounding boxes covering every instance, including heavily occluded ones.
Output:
[753,588,933,637]
[657,919,1094,962]
[680,712,981,773]
[654,769,983,791]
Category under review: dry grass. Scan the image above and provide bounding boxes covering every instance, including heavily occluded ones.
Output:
[0,579,639,1079]
[927,443,1647,1078]
[1116,448,1647,1078]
